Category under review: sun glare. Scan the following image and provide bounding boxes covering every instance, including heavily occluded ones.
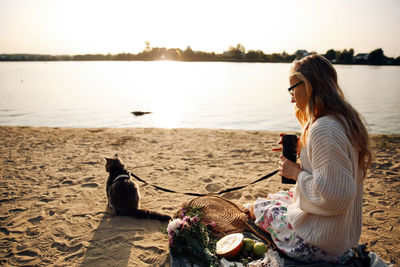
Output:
[146,61,189,128]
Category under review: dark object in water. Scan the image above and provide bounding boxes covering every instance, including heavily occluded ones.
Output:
[131,111,152,116]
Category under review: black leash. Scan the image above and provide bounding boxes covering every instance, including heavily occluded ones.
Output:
[129,169,279,197]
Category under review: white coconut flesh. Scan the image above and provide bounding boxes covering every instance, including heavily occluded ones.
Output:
[216,233,243,255]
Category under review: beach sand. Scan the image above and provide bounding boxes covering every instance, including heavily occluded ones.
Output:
[0,126,398,266]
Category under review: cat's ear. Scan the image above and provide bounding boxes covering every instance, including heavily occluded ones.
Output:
[114,153,119,158]
[104,156,112,161]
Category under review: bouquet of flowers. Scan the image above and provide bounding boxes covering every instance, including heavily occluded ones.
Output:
[167,207,220,266]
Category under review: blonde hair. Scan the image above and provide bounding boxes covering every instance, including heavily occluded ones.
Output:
[290,54,371,178]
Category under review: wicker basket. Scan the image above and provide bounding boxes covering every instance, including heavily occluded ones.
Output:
[185,195,274,248]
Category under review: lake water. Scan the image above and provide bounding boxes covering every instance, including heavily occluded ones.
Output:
[0,61,399,134]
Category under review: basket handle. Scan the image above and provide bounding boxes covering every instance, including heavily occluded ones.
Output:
[244,221,276,249]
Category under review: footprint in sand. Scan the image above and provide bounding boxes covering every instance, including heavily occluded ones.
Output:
[83,176,96,182]
[7,246,41,266]
[138,253,166,265]
[205,182,224,193]
[16,249,39,258]
[53,240,83,255]
[23,227,41,238]
[369,191,383,197]
[369,209,385,219]
[81,183,99,188]
[221,191,243,200]
[9,208,26,214]
[61,180,74,186]
[28,215,44,225]
[9,250,41,266]
[52,239,86,261]
[82,161,98,165]
[202,177,213,183]
[64,249,85,261]
[243,193,254,201]
[39,197,54,203]
[0,227,10,235]
[138,246,167,264]
[131,234,145,241]
[88,129,104,133]
[375,162,393,169]
[103,235,127,246]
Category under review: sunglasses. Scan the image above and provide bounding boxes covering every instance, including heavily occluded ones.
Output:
[288,81,304,96]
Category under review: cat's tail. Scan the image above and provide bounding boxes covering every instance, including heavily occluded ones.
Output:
[131,209,171,222]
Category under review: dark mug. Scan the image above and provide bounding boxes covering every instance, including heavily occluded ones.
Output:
[281,134,297,184]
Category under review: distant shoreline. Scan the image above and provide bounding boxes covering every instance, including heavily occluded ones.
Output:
[1,58,399,66]
[1,46,399,66]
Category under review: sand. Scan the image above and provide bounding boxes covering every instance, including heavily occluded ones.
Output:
[0,126,398,266]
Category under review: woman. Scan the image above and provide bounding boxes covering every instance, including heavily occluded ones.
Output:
[248,54,371,264]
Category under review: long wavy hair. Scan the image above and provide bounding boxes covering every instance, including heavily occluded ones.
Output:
[290,54,371,178]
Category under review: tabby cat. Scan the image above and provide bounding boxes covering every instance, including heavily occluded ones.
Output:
[105,154,171,221]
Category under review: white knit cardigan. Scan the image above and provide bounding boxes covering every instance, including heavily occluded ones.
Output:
[287,116,363,255]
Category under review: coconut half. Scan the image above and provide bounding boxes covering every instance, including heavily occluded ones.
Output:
[216,233,244,259]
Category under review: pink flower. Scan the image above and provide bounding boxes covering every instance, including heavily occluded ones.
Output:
[192,216,200,224]
[180,208,187,218]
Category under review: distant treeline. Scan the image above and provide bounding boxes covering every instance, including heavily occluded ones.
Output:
[1,44,399,65]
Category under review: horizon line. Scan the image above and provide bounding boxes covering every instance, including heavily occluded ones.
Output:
[0,46,398,58]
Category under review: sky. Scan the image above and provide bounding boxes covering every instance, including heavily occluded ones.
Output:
[0,0,399,57]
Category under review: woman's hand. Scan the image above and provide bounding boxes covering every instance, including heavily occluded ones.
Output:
[278,155,302,181]
[271,133,285,152]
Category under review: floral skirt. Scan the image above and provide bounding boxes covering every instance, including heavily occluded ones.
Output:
[247,189,353,264]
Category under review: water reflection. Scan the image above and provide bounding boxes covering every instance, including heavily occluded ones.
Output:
[0,61,399,134]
